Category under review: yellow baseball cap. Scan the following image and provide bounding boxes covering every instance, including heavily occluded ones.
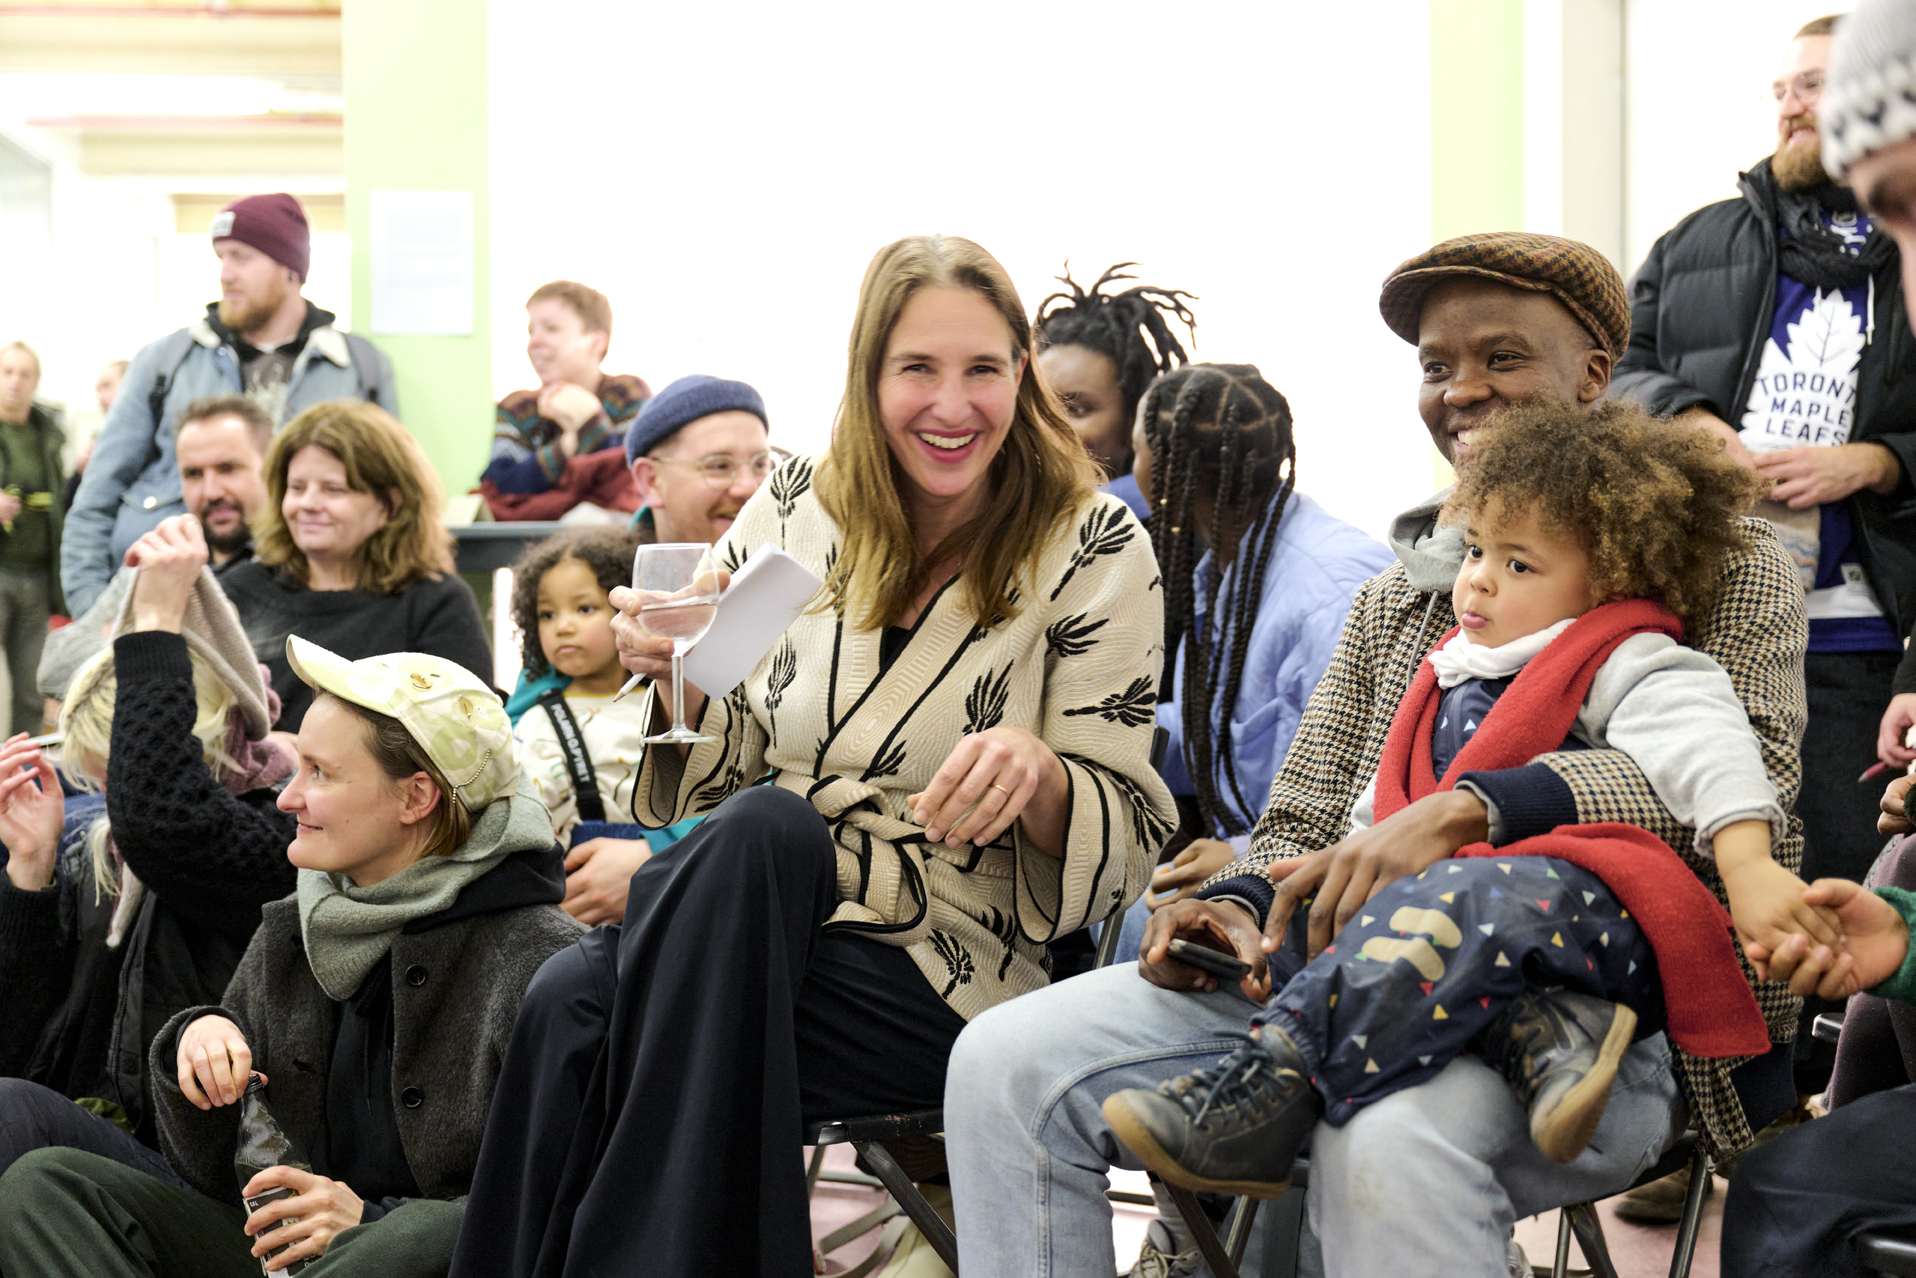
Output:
[285,637,516,813]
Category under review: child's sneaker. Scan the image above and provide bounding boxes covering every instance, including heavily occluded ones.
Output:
[1482,987,1637,1163]
[1127,1219,1201,1278]
[1102,1023,1322,1198]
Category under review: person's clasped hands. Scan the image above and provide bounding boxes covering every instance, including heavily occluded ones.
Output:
[1737,773,1916,999]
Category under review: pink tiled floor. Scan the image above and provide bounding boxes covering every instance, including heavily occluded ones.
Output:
[809,1150,1728,1277]
[1513,1175,1725,1277]
[806,1148,1157,1274]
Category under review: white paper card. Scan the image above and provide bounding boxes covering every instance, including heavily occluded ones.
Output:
[681,544,822,698]
[369,190,474,336]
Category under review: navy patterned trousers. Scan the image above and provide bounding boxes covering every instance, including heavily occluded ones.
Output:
[1260,856,1664,1125]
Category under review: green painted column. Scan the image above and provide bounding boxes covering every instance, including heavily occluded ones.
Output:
[1430,0,1524,240]
[341,0,490,501]
[1429,0,1524,486]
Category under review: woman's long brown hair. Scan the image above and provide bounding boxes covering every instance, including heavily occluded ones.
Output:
[254,400,455,595]
[815,235,1100,631]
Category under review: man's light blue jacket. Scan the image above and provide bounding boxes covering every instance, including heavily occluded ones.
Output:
[60,310,395,616]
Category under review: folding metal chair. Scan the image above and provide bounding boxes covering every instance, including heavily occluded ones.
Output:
[806,726,1174,1275]
[807,1109,958,1273]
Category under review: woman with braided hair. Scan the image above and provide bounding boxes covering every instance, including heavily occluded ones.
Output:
[1108,363,1386,1274]
[1035,263,1195,520]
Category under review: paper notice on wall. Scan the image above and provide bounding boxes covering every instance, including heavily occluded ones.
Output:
[368,190,473,336]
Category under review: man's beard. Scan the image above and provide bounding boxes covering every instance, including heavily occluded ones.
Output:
[197,505,250,556]
[217,273,291,338]
[1773,117,1831,192]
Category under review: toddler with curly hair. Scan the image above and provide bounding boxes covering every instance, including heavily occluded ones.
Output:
[509,526,695,925]
[1104,398,1843,1199]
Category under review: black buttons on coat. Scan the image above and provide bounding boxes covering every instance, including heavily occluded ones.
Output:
[405,965,428,987]
[401,1086,424,1109]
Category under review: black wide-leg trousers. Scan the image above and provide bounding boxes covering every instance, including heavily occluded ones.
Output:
[450,786,968,1278]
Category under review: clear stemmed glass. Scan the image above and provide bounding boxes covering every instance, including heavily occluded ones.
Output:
[633,542,723,745]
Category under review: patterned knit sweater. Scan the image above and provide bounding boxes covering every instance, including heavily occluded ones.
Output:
[636,457,1179,1020]
[1202,512,1809,1157]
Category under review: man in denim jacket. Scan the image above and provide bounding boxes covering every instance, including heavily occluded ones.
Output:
[61,193,395,617]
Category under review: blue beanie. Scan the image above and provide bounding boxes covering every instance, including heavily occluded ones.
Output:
[624,374,768,464]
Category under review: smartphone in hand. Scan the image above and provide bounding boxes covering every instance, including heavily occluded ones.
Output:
[1167,938,1253,981]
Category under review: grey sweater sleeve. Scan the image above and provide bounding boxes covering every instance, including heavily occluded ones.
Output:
[1574,633,1785,856]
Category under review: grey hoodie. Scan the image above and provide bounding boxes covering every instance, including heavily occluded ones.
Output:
[1362,492,1785,853]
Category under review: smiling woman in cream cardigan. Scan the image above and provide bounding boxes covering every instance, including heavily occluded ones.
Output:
[452,234,1178,1278]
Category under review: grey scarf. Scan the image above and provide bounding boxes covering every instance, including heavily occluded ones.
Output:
[296,779,556,1000]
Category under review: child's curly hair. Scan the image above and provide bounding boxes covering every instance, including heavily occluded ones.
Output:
[510,527,642,678]
[1441,398,1767,630]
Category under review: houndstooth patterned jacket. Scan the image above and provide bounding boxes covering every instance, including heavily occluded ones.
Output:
[1207,516,1808,1158]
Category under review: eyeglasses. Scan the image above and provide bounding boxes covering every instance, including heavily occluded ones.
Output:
[1774,71,1824,107]
[650,450,775,488]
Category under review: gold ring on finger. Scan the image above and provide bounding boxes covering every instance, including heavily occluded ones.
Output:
[991,783,1013,797]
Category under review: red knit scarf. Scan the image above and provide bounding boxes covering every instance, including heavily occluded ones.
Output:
[1374,598,1770,1058]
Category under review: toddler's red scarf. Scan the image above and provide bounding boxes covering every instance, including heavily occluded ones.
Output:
[1373,598,1771,1058]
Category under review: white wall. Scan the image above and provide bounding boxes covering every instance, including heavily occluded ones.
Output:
[1623,0,1850,276]
[487,0,1437,541]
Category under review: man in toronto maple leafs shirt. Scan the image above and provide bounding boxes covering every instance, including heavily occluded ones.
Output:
[1614,13,1916,1086]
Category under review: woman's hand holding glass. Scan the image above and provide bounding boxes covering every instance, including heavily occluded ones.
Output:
[0,734,62,891]
[909,726,1069,856]
[608,546,729,743]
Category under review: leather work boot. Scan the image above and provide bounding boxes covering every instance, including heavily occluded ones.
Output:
[1481,987,1638,1164]
[1102,1023,1322,1199]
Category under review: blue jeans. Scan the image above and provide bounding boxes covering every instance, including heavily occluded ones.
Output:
[943,962,1684,1278]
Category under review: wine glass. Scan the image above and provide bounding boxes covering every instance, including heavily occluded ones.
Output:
[633,542,723,745]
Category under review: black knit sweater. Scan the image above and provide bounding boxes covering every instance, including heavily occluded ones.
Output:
[0,631,295,1122]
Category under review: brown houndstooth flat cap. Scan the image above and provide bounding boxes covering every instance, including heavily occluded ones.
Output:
[1378,232,1629,358]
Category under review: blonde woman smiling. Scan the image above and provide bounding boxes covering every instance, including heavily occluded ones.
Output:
[453,235,1177,1277]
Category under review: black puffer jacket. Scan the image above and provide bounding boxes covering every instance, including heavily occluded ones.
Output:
[1613,157,1916,689]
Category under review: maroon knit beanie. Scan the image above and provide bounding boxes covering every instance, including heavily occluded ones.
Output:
[211,193,310,283]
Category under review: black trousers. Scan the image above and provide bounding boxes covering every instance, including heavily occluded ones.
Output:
[0,1078,183,1186]
[1797,650,1901,1090]
[1800,650,1901,885]
[1724,1083,1916,1277]
[449,786,968,1278]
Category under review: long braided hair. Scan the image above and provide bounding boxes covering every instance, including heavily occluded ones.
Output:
[1035,264,1196,473]
[1139,364,1297,836]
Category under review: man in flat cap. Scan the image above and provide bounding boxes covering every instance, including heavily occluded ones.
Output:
[62,193,397,617]
[940,232,1809,1278]
[1614,21,1916,1095]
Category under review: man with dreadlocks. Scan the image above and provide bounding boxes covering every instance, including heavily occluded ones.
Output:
[942,234,1810,1278]
[1035,264,1196,521]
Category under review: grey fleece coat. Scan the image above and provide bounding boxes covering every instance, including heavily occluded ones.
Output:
[147,870,582,1207]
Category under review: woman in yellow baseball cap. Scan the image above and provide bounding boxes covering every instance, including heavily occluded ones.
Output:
[0,640,584,1277]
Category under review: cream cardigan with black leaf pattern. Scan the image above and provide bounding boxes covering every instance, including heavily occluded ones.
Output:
[635,457,1178,1020]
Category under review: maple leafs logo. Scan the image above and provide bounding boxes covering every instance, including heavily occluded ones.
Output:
[1740,287,1865,446]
